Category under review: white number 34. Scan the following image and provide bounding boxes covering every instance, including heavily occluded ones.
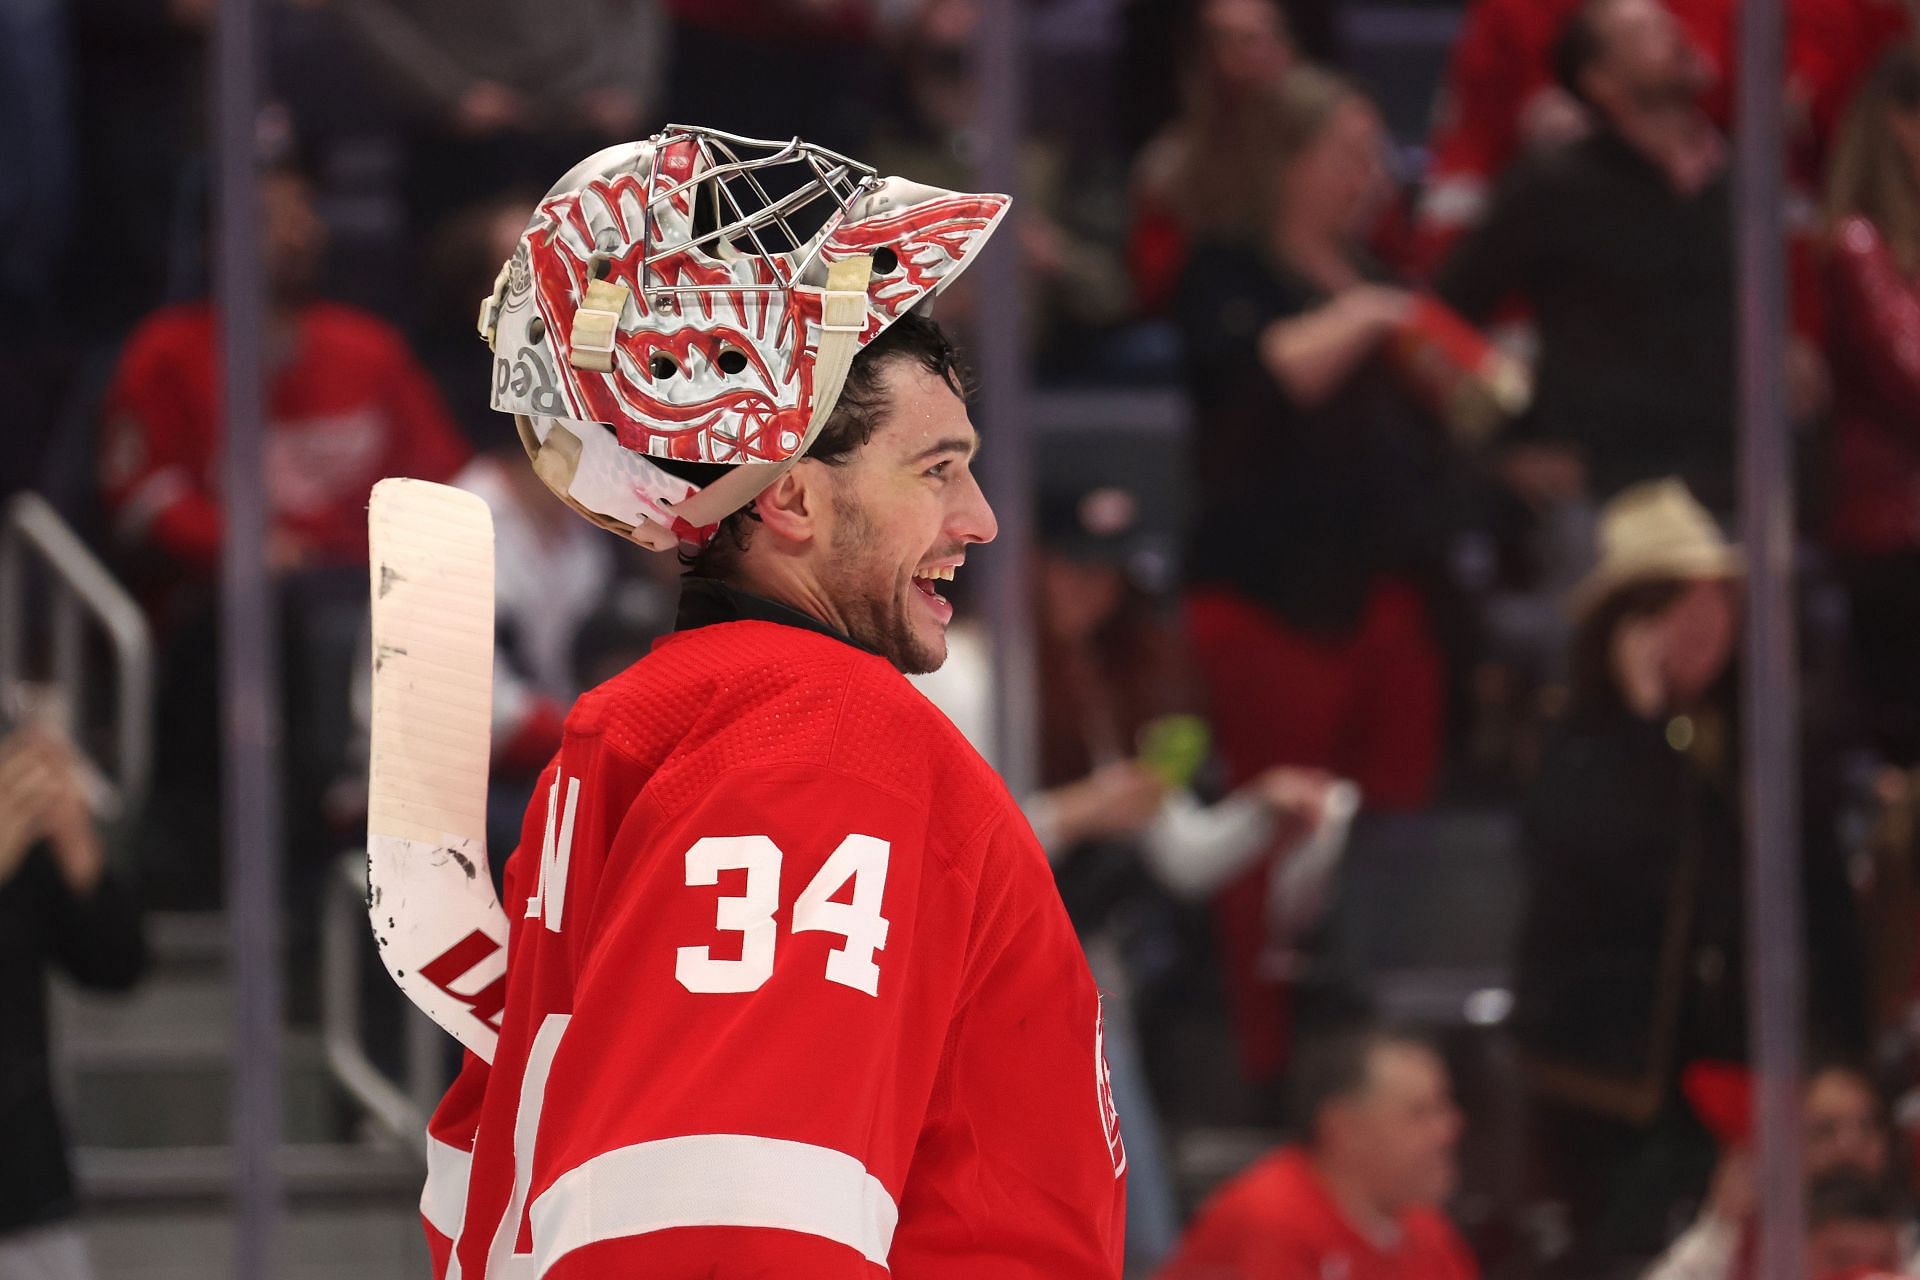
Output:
[674,834,892,997]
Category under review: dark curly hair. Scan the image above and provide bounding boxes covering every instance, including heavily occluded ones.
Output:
[679,311,968,579]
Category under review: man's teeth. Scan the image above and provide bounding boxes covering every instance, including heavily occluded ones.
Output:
[919,566,956,582]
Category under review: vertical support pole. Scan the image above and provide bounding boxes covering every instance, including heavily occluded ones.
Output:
[1735,0,1806,1272]
[0,533,23,697]
[215,0,284,1268]
[52,590,83,721]
[973,0,1038,798]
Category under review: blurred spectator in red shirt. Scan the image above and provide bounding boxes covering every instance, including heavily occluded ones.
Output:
[1155,1025,1477,1280]
[1822,46,1920,766]
[98,159,469,626]
[97,157,468,910]
[1128,0,1299,314]
[1416,0,1910,270]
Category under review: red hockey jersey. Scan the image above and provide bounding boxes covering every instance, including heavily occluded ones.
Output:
[422,602,1128,1277]
[1154,1148,1477,1280]
[97,300,469,579]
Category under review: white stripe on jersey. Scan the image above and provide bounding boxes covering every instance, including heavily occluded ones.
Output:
[529,1133,900,1273]
[421,1135,474,1241]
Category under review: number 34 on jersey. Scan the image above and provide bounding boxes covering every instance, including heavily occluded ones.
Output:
[524,772,893,998]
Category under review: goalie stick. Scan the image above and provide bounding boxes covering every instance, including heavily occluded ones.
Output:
[366,478,508,1063]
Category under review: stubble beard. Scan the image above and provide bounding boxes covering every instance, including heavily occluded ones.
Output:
[823,486,946,675]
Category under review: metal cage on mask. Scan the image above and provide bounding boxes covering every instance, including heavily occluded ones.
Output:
[477,124,1010,551]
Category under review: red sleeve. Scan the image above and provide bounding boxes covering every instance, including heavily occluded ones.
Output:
[423,1048,490,1278]
[420,754,561,1280]
[381,338,472,484]
[509,762,968,1278]
[97,320,224,569]
[1417,0,1536,264]
[1127,196,1189,317]
[1827,218,1920,434]
[1790,225,1827,346]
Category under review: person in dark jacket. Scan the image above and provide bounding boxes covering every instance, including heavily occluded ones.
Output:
[1435,0,1737,509]
[1172,66,1454,1089]
[0,722,146,1280]
[1512,480,1864,1266]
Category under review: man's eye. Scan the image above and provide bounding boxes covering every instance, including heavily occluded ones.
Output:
[927,461,951,479]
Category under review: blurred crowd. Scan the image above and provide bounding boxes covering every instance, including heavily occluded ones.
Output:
[14,0,1920,1278]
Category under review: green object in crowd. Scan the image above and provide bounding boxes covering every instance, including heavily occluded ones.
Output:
[1138,714,1210,789]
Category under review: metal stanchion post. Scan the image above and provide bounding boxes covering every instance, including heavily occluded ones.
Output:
[972,0,1038,798]
[1735,0,1808,1272]
[214,0,285,1267]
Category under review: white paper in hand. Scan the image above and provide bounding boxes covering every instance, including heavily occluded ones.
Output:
[1259,780,1362,981]
[367,478,508,1063]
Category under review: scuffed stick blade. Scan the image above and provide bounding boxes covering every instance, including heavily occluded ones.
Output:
[367,477,508,1063]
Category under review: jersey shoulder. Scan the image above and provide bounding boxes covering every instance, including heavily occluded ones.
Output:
[568,620,1018,859]
[119,302,216,369]
[300,301,421,368]
[827,645,1009,812]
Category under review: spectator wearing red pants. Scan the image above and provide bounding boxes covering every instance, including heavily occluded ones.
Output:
[1172,69,1453,1084]
[1155,1025,1477,1280]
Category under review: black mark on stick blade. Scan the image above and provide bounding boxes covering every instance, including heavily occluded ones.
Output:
[447,848,478,880]
[378,565,406,597]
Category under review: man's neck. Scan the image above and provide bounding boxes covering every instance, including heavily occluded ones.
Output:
[1606,101,1725,196]
[727,561,848,639]
[1309,1151,1404,1250]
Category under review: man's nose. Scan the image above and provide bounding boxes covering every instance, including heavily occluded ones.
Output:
[953,473,998,545]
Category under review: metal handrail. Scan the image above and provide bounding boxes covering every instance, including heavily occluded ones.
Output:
[0,492,154,818]
[322,850,447,1160]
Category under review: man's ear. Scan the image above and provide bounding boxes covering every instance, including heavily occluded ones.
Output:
[748,462,827,547]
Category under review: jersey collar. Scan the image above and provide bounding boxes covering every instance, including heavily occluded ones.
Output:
[673,577,882,658]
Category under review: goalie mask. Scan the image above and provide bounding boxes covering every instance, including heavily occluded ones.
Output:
[478,125,1010,551]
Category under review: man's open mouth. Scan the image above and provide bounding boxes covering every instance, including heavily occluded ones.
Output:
[912,564,958,598]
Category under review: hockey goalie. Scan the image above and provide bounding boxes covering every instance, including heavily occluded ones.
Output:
[366,126,1127,1277]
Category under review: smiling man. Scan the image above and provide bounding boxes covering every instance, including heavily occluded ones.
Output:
[675,313,988,676]
[418,128,1128,1278]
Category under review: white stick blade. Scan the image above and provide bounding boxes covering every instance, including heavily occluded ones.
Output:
[367,477,508,1062]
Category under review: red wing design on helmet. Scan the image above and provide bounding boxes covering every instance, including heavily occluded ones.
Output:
[820,194,1010,321]
[522,178,1007,466]
[524,172,805,466]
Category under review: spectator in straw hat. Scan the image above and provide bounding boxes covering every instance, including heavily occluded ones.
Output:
[1509,479,1866,1264]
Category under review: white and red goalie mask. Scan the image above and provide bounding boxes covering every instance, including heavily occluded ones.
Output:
[478,125,1009,551]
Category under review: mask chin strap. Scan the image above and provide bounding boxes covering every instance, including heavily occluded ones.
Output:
[660,253,874,532]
